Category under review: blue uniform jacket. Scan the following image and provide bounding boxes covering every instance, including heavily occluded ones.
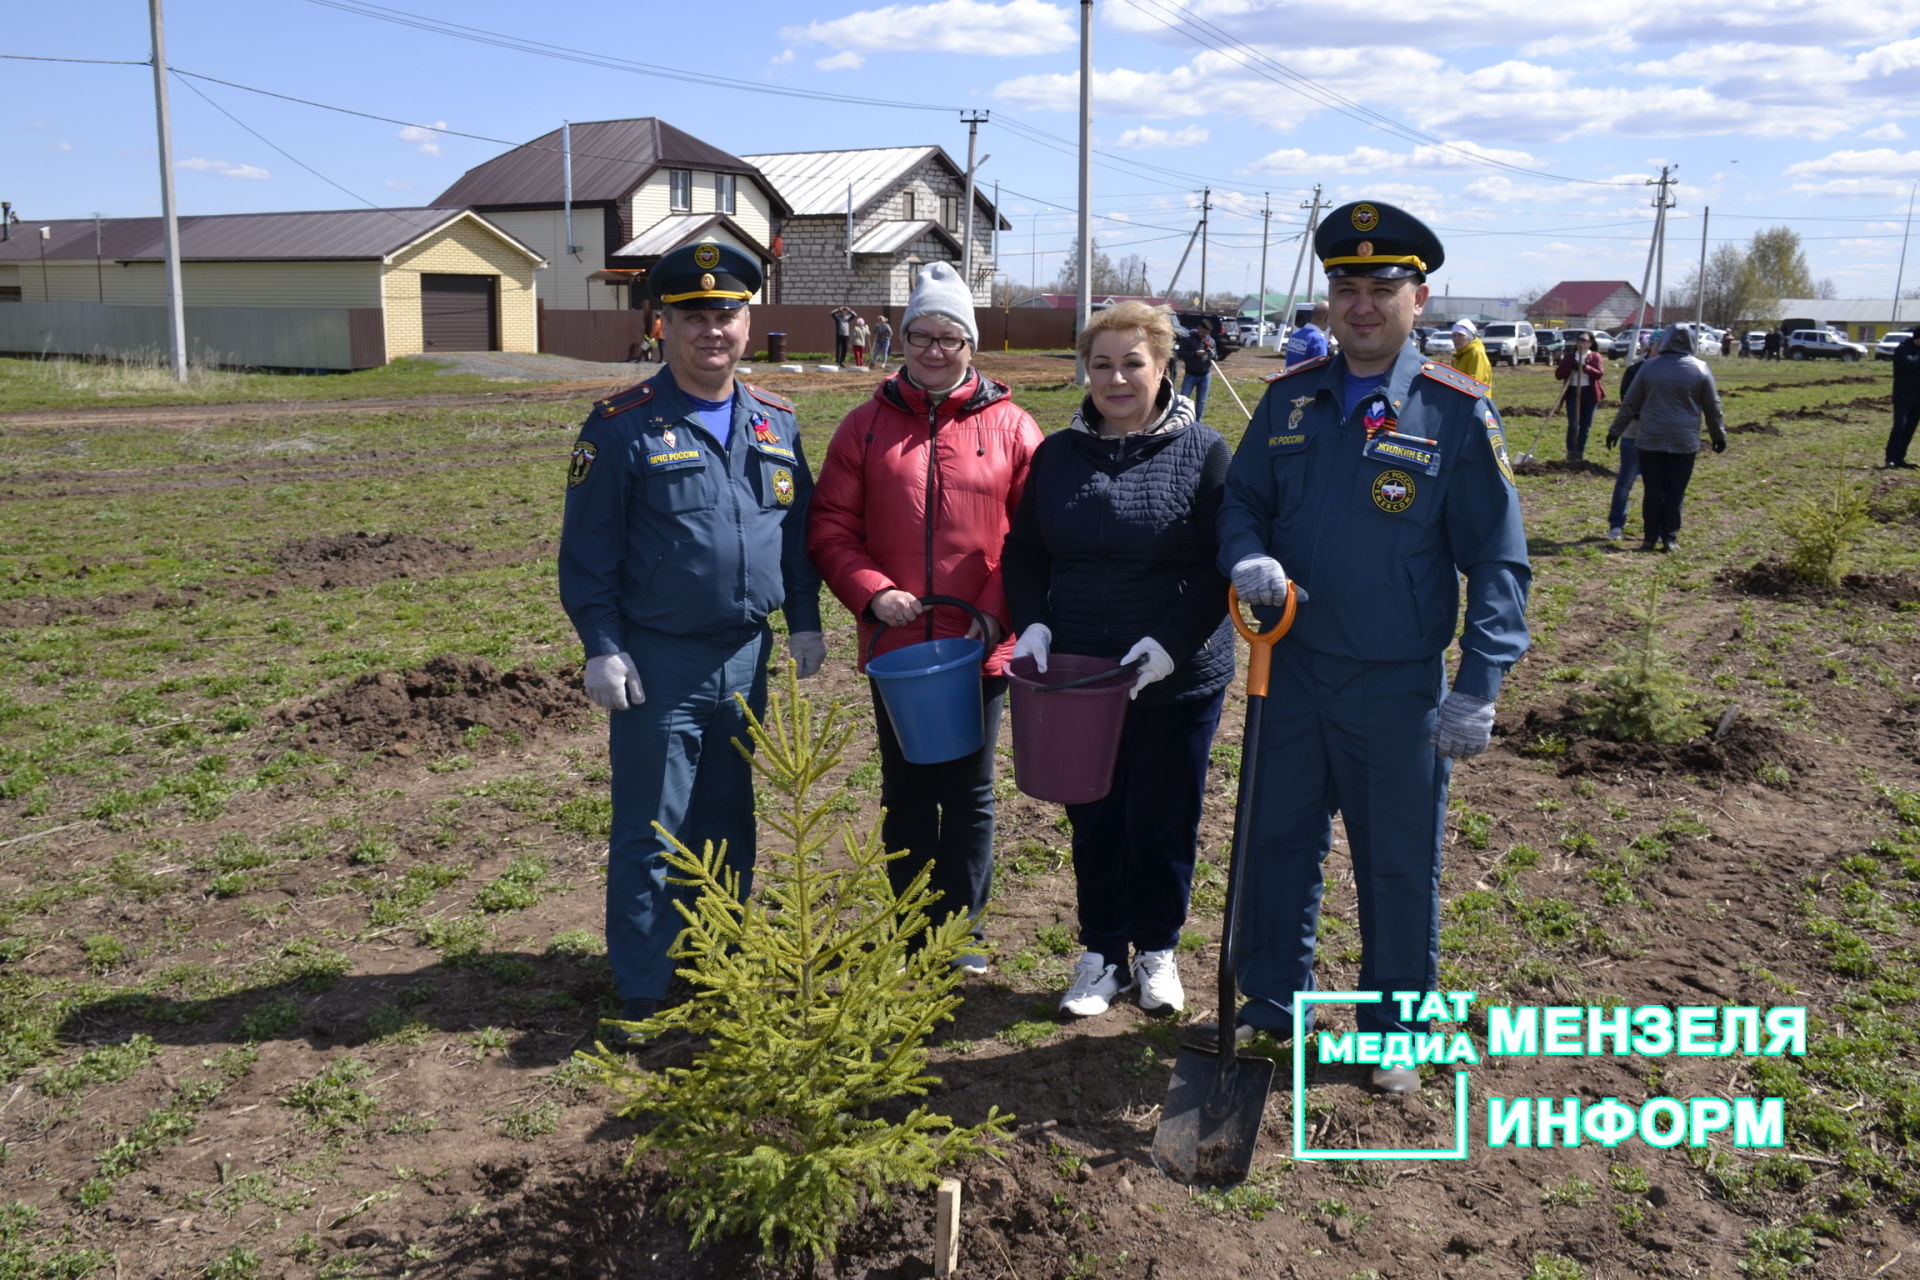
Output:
[558,367,823,657]
[1216,343,1530,701]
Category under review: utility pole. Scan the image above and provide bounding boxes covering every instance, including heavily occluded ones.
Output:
[1075,0,1092,383]
[1197,187,1211,307]
[1694,205,1709,332]
[1257,193,1271,348]
[149,0,188,381]
[961,110,988,299]
[94,212,104,303]
[1894,180,1916,328]
[1282,184,1322,337]
[1626,166,1674,348]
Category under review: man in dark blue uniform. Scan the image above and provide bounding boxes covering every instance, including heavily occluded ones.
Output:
[558,241,825,1044]
[1216,201,1531,1093]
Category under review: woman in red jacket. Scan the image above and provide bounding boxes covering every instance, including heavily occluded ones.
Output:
[1555,330,1608,462]
[807,262,1043,971]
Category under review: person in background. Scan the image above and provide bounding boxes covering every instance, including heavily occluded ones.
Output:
[1449,318,1492,386]
[1216,201,1530,1093]
[559,242,824,1047]
[1606,324,1727,553]
[1002,301,1233,1021]
[873,313,894,369]
[807,261,1042,973]
[1554,330,1607,463]
[1284,301,1330,368]
[1886,329,1920,470]
[850,314,870,369]
[829,304,857,365]
[1764,328,1782,361]
[1721,330,1735,358]
[1176,320,1217,423]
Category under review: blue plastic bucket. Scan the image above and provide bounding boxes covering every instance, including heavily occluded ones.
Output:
[868,635,986,764]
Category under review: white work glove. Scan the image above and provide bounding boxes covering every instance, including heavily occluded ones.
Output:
[1121,636,1174,700]
[788,631,827,679]
[1230,555,1291,607]
[1432,691,1496,760]
[1010,623,1052,673]
[584,651,644,710]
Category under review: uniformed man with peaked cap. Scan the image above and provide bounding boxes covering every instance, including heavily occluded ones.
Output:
[558,240,825,1046]
[1215,201,1531,1092]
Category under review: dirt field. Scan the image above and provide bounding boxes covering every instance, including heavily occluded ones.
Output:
[1,354,1918,1279]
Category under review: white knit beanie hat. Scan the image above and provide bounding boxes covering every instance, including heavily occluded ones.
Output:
[901,262,978,347]
[1451,319,1477,339]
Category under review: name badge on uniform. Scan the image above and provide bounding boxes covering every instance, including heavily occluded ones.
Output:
[1362,430,1442,477]
[646,448,704,470]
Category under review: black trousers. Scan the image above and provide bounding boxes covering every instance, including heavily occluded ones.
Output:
[1067,689,1226,962]
[1564,385,1598,460]
[870,676,1007,941]
[835,332,851,364]
[1639,449,1697,543]
[1890,400,1919,466]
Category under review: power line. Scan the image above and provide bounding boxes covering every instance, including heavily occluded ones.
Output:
[0,53,148,67]
[1115,0,1638,188]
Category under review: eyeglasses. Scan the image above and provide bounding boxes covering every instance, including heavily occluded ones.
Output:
[904,331,969,352]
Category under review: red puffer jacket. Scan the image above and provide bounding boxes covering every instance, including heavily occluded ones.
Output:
[808,367,1043,675]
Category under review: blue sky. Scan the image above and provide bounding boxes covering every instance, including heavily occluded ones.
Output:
[9,0,1920,304]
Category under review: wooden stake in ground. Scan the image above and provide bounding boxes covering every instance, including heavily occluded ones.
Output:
[935,1177,962,1277]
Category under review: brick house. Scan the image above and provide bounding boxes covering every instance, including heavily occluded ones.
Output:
[1528,281,1645,331]
[739,147,1009,308]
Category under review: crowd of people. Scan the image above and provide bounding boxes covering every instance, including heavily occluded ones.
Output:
[557,201,1909,1094]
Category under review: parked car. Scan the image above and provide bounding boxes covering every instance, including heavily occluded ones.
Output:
[1877,331,1913,360]
[1479,320,1538,366]
[1691,326,1722,358]
[1423,329,1458,357]
[1534,329,1566,360]
[1744,331,1768,356]
[1785,328,1868,362]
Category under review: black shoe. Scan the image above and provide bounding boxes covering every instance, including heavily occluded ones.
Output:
[1662,537,1678,552]
[1182,1019,1260,1050]
[603,996,661,1052]
[1639,539,1660,552]
[1893,460,1919,470]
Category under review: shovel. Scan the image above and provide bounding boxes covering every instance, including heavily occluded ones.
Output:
[1513,381,1569,468]
[1151,581,1298,1188]
[1210,356,1255,422]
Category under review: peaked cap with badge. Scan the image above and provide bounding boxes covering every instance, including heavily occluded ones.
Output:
[650,240,762,309]
[1315,200,1445,280]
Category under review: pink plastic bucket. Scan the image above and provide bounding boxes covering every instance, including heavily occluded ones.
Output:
[1007,654,1133,804]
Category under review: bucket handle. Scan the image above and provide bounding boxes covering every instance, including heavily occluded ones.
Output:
[1036,653,1145,693]
[865,594,993,665]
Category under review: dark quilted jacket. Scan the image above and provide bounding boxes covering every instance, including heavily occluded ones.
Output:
[1002,393,1233,706]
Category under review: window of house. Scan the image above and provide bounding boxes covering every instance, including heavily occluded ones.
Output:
[0,286,20,303]
[669,169,692,212]
[941,195,958,231]
[715,172,736,215]
[902,190,916,221]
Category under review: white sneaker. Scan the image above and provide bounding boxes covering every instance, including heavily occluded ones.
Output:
[1607,526,1624,541]
[1060,952,1130,1018]
[1132,948,1185,1015]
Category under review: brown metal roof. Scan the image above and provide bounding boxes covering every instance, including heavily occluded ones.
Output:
[0,208,542,264]
[433,118,789,217]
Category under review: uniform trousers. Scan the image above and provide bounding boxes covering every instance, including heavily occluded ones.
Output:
[1067,688,1226,964]
[1638,449,1697,544]
[869,676,1008,941]
[606,625,770,1002]
[1235,645,1450,1037]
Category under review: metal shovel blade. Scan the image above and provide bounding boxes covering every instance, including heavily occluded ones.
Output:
[1151,1043,1275,1187]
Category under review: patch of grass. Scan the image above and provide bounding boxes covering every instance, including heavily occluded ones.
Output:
[999,1018,1057,1048]
[1540,1175,1595,1209]
[494,1100,562,1140]
[1033,924,1077,956]
[283,1057,379,1135]
[474,855,549,913]
[544,929,605,958]
[37,1034,160,1097]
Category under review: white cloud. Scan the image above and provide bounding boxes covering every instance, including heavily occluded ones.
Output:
[51,141,72,152]
[177,157,270,180]
[782,0,1074,56]
[1463,60,1567,92]
[1116,125,1209,149]
[769,48,795,65]
[1864,123,1908,141]
[398,122,448,156]
[1785,148,1920,177]
[816,50,865,70]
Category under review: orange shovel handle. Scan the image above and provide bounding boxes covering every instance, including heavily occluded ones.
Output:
[1227,582,1297,699]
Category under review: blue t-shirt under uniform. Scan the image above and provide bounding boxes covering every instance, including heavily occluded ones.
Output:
[686,392,732,448]
[1341,370,1386,417]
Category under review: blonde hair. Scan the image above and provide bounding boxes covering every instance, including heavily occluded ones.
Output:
[1077,301,1176,368]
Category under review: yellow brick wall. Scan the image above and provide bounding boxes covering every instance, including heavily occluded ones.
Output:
[383,216,539,359]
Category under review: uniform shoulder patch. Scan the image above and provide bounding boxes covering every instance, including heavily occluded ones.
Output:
[1270,355,1330,379]
[594,382,655,418]
[1418,362,1490,396]
[746,383,794,413]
